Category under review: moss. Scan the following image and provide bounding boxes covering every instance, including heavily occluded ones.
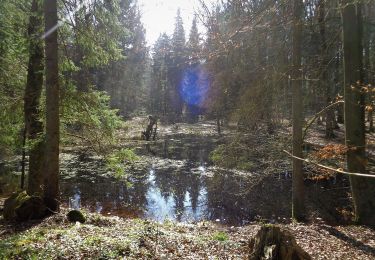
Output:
[3,191,45,221]
[212,231,229,242]
[67,209,86,223]
[3,191,27,220]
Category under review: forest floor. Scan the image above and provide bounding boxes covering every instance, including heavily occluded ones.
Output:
[0,208,375,259]
[0,117,375,259]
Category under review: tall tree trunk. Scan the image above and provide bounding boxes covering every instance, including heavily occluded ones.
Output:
[44,0,60,212]
[363,3,374,132]
[319,0,335,138]
[292,0,305,221]
[334,52,344,124]
[342,0,375,226]
[24,0,45,195]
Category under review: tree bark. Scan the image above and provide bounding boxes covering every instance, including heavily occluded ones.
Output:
[363,3,374,132]
[334,52,344,125]
[24,0,45,196]
[318,0,335,138]
[342,0,375,226]
[43,0,60,212]
[291,0,305,221]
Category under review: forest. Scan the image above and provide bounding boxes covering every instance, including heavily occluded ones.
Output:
[0,0,374,259]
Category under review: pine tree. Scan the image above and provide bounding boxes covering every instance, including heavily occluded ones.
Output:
[185,16,202,122]
[151,33,172,116]
[43,0,60,211]
[187,16,200,66]
[97,0,148,116]
[24,0,44,195]
[169,8,187,119]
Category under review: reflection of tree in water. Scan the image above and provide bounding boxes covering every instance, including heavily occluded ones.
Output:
[173,178,186,221]
[189,173,201,213]
[183,137,209,163]
[153,164,202,220]
[205,171,251,224]
[153,167,173,200]
[60,168,150,217]
[159,135,214,163]
[123,172,149,213]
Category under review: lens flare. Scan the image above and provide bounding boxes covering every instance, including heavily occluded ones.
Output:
[179,65,210,110]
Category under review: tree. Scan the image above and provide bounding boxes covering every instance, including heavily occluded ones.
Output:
[43,0,60,211]
[187,16,200,66]
[291,0,305,221]
[170,8,186,119]
[0,0,29,158]
[318,0,335,138]
[363,2,374,132]
[97,0,148,116]
[184,16,203,122]
[342,0,375,226]
[24,0,45,195]
[150,33,172,116]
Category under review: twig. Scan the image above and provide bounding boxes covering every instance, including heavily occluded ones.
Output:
[283,150,375,178]
[303,100,344,140]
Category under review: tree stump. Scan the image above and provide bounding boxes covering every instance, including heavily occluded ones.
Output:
[142,115,157,141]
[249,225,311,260]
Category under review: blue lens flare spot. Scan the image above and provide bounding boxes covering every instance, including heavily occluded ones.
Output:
[179,65,210,108]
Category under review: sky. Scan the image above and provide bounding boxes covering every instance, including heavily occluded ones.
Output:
[137,0,216,46]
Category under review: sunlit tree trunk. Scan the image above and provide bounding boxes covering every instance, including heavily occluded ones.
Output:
[44,0,60,212]
[292,0,305,221]
[342,0,375,226]
[24,0,45,195]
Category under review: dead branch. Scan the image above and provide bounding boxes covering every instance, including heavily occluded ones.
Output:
[303,100,344,140]
[283,150,375,178]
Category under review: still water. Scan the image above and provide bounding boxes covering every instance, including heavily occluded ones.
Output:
[58,133,255,225]
[0,123,268,225]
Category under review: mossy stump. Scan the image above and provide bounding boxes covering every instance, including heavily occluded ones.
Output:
[249,225,311,260]
[3,191,46,222]
[67,210,86,223]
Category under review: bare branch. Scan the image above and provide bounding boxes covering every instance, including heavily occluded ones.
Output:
[283,150,375,178]
[303,100,344,140]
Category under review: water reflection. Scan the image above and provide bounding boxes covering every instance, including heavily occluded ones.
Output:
[1,127,276,226]
[95,202,103,213]
[68,188,81,209]
[58,154,262,225]
[147,165,206,222]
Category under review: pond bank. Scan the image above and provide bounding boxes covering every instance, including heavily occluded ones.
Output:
[1,209,374,259]
[0,118,369,225]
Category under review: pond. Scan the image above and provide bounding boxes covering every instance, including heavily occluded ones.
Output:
[0,122,285,225]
